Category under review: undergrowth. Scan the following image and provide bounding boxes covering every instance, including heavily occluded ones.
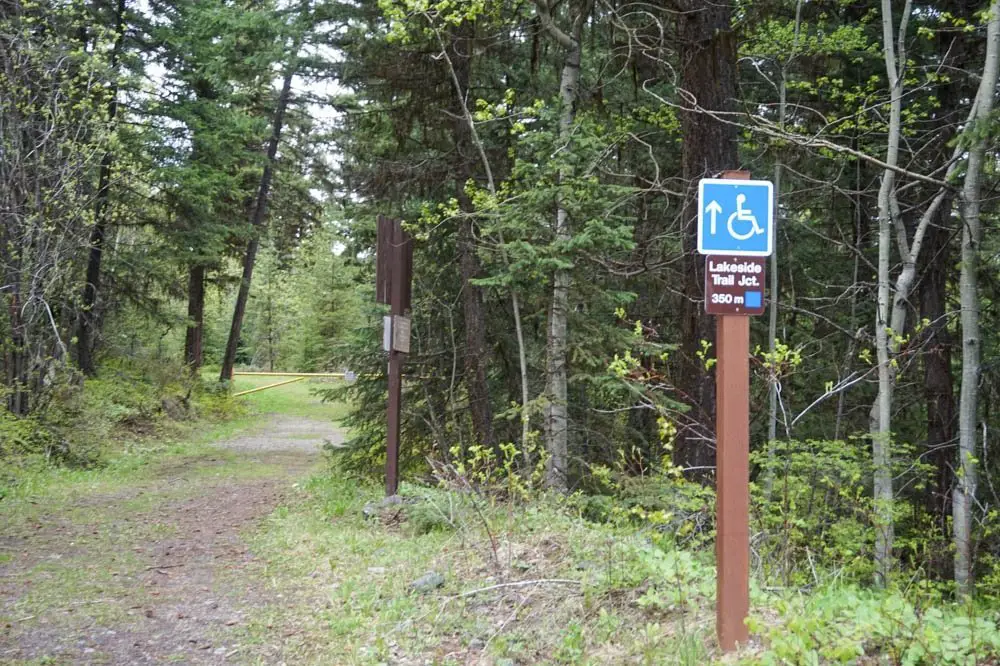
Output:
[0,358,242,496]
[314,431,1000,664]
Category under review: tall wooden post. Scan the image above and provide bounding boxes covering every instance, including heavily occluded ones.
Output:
[714,170,752,651]
[715,314,750,650]
[378,216,412,497]
[385,221,404,496]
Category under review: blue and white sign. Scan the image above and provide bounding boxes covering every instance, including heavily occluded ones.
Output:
[697,179,774,257]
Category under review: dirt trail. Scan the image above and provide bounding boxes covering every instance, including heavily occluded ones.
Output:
[1,415,344,665]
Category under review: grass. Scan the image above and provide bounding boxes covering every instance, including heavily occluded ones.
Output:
[3,373,346,509]
[1,366,719,663]
[235,474,717,665]
[229,373,352,422]
[6,368,998,665]
[0,372,350,643]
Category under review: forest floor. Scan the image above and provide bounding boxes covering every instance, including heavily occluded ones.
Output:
[5,379,991,665]
[0,377,726,665]
[0,378,350,665]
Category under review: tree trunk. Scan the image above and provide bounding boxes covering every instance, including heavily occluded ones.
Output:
[544,41,581,490]
[184,264,206,370]
[673,0,739,473]
[871,0,912,587]
[919,214,954,540]
[767,0,802,453]
[435,16,531,453]
[457,193,495,448]
[76,0,126,377]
[220,65,295,383]
[5,275,28,416]
[451,22,495,449]
[954,0,1000,597]
[534,0,591,490]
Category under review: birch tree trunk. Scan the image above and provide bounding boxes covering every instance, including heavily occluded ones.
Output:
[955,0,1000,597]
[535,0,591,490]
[872,0,911,586]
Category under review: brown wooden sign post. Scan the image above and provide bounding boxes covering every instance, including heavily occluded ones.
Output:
[697,171,773,652]
[376,215,413,497]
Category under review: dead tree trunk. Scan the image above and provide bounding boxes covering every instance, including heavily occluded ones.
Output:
[219,66,295,382]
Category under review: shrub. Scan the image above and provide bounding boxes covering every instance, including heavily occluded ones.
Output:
[747,585,1000,665]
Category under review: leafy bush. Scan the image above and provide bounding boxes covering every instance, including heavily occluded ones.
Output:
[569,473,716,552]
[0,357,238,474]
[751,439,873,586]
[751,438,941,588]
[747,586,1000,665]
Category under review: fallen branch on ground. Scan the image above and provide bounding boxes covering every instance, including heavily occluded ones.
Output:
[456,579,581,598]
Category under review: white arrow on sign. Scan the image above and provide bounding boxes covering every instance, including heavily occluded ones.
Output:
[705,200,723,235]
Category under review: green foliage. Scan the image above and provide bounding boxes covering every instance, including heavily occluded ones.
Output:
[260,223,361,372]
[568,472,716,553]
[0,358,237,476]
[446,438,547,498]
[752,438,940,587]
[748,586,1000,665]
[752,439,873,585]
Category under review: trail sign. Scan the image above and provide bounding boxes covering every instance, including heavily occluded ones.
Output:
[698,179,774,257]
[706,171,755,654]
[392,315,411,353]
[705,256,766,316]
[376,215,413,498]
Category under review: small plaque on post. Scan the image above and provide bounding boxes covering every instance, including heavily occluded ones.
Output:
[705,256,766,316]
[383,315,392,352]
[392,315,411,354]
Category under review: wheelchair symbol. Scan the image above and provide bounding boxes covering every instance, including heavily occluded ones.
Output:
[727,194,765,241]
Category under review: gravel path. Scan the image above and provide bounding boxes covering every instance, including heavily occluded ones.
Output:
[0,415,345,665]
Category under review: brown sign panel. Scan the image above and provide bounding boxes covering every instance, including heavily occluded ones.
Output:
[376,215,393,305]
[393,222,413,314]
[376,215,414,312]
[704,256,766,316]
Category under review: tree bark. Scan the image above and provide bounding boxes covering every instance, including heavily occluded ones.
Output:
[451,22,495,449]
[5,272,28,416]
[673,0,739,473]
[955,0,1000,597]
[535,0,591,490]
[433,15,532,453]
[920,213,955,540]
[184,264,206,370]
[220,64,295,383]
[76,0,126,377]
[871,0,913,587]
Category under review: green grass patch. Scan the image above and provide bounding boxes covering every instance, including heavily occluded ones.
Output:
[2,371,347,520]
[237,472,716,665]
[229,375,351,422]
